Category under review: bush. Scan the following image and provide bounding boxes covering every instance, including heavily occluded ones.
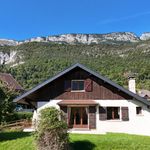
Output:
[3,112,33,123]
[13,112,33,120]
[35,107,69,150]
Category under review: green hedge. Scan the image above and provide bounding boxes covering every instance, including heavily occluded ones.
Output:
[4,112,33,123]
[13,112,33,121]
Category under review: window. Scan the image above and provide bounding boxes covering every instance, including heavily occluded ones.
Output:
[136,107,142,115]
[71,80,84,91]
[107,107,120,120]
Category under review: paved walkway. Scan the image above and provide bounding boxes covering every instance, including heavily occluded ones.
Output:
[68,128,106,134]
[24,127,106,134]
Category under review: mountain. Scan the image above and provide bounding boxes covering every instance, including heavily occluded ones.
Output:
[0,39,18,46]
[140,32,150,40]
[0,36,149,91]
[0,32,141,46]
[46,32,140,44]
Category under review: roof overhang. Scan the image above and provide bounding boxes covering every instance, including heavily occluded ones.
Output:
[57,100,98,106]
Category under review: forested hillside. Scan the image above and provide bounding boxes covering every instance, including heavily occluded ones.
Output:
[0,40,150,90]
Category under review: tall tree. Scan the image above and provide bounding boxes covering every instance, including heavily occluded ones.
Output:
[0,82,17,123]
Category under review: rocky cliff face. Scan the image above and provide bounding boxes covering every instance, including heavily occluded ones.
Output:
[0,51,24,66]
[0,51,17,65]
[140,32,150,40]
[46,32,140,44]
[32,32,140,44]
[0,39,18,46]
[0,32,141,46]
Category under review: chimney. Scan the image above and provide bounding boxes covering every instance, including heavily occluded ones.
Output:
[128,76,136,93]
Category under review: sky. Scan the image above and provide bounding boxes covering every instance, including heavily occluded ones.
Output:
[0,0,150,40]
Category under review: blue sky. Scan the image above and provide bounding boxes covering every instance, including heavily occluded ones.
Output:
[0,0,150,40]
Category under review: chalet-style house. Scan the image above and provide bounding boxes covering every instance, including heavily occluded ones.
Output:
[14,63,150,135]
[138,89,150,100]
[0,73,23,92]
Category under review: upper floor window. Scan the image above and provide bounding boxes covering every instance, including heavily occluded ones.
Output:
[64,79,93,92]
[136,107,142,115]
[71,80,84,91]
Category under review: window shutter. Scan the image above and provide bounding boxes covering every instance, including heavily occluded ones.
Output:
[99,106,107,120]
[89,106,96,129]
[121,107,129,121]
[85,78,93,92]
[64,80,71,92]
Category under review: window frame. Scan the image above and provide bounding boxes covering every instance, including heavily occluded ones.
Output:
[71,80,85,92]
[106,107,121,121]
[136,106,142,116]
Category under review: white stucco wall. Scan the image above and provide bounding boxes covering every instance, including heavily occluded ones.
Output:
[95,100,150,136]
[33,99,150,136]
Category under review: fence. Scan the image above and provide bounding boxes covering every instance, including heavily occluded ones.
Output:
[0,119,32,130]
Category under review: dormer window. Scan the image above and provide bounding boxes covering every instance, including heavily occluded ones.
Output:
[71,80,84,91]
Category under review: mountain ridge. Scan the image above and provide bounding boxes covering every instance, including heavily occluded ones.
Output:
[0,39,149,90]
[1,32,150,46]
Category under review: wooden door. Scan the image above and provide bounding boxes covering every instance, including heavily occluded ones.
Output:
[69,107,88,128]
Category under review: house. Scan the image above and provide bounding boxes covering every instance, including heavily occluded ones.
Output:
[0,73,34,112]
[0,73,23,92]
[138,89,150,100]
[14,63,150,135]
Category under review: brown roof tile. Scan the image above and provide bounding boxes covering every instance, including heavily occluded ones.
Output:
[0,73,23,91]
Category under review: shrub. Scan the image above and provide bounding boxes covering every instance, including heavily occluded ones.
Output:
[13,112,33,121]
[35,107,69,150]
[2,112,33,123]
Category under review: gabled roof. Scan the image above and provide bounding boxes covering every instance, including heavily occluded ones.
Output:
[0,73,23,91]
[13,63,150,106]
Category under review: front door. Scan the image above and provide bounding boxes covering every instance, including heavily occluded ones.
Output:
[69,107,88,128]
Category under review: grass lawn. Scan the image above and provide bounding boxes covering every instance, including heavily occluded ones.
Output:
[0,131,150,150]
[0,131,35,150]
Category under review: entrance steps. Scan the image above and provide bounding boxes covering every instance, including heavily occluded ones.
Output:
[23,127,106,134]
[23,127,35,132]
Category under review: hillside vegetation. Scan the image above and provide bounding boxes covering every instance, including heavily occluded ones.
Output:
[0,40,150,90]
